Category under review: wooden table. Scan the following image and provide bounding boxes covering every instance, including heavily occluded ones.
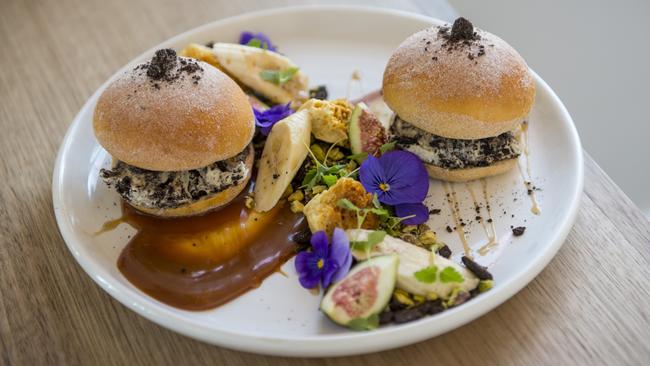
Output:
[1,0,649,364]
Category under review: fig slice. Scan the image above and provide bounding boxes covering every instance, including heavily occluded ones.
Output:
[348,103,388,157]
[321,254,398,329]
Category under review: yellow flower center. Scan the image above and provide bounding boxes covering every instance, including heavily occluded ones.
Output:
[379,182,390,192]
[317,259,324,269]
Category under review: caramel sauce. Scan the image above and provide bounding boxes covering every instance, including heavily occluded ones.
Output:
[443,182,472,258]
[465,180,499,256]
[518,122,541,215]
[97,183,306,311]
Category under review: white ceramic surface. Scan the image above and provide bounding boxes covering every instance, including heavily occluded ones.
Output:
[52,5,583,357]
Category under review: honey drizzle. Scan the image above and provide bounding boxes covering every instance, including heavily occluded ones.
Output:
[443,182,472,258]
[519,122,541,215]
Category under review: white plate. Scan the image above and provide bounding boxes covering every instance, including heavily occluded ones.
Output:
[52,5,583,357]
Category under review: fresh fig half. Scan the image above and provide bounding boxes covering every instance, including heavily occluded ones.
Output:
[321,254,398,330]
[348,103,388,157]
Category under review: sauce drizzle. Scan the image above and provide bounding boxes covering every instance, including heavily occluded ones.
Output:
[518,121,541,215]
[97,183,306,311]
[443,182,472,258]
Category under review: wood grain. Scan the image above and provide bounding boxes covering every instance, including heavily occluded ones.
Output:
[1,0,649,365]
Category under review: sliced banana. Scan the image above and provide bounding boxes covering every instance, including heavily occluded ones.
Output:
[254,110,311,212]
[346,229,479,298]
[211,43,308,104]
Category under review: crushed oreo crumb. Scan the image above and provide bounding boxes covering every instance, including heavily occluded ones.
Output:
[446,226,453,233]
[140,48,203,86]
[438,245,452,259]
[429,208,441,215]
[146,49,178,80]
[512,226,526,236]
[461,256,493,280]
[205,41,215,48]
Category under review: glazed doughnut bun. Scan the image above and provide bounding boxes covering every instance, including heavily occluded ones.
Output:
[424,158,517,182]
[383,19,535,140]
[93,52,255,172]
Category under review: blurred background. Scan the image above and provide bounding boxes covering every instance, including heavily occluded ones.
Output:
[448,0,650,218]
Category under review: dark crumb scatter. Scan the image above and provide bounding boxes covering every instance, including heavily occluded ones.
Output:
[438,245,452,258]
[512,226,526,236]
[309,85,328,100]
[205,41,215,48]
[379,311,394,325]
[429,208,441,215]
[487,218,493,223]
[475,216,482,221]
[462,256,493,280]
[393,308,424,324]
[446,226,453,233]
[272,173,280,179]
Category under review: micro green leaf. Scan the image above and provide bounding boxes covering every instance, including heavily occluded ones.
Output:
[414,265,438,283]
[440,266,464,283]
[379,142,396,154]
[322,174,338,187]
[260,67,299,85]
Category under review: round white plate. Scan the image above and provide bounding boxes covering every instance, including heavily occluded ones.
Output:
[52,5,583,357]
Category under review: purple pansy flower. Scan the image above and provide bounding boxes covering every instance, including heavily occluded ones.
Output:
[254,103,293,135]
[295,228,352,290]
[394,202,429,225]
[239,31,277,51]
[359,150,430,225]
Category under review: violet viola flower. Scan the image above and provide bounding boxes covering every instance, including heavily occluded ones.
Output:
[239,31,277,51]
[359,151,430,225]
[253,103,293,135]
[295,228,352,290]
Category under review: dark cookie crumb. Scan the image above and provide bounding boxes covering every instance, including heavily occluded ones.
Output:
[309,85,328,100]
[446,225,453,233]
[429,208,441,215]
[438,245,452,259]
[462,256,493,280]
[512,226,526,236]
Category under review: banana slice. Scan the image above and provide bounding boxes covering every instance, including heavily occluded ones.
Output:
[254,110,311,212]
[211,43,308,104]
[346,229,479,298]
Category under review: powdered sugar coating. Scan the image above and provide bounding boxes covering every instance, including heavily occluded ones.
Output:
[93,54,255,172]
[383,24,536,137]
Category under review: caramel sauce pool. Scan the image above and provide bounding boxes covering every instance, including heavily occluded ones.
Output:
[99,184,306,311]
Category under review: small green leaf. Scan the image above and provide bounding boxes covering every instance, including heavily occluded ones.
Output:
[371,194,381,209]
[260,67,299,85]
[300,168,318,189]
[245,39,262,48]
[350,230,386,253]
[379,142,396,154]
[440,266,464,283]
[414,265,438,283]
[348,152,368,163]
[366,230,386,247]
[347,313,379,331]
[322,174,337,187]
[337,198,359,211]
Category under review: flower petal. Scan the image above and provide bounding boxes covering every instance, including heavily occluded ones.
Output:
[320,260,339,289]
[310,231,329,258]
[253,103,293,136]
[359,155,387,196]
[377,151,429,204]
[328,228,352,285]
[294,251,320,289]
[394,203,430,225]
[238,31,277,51]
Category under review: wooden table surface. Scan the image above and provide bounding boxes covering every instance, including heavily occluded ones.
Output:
[1,0,649,365]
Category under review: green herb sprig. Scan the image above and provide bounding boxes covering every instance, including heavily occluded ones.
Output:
[260,67,299,85]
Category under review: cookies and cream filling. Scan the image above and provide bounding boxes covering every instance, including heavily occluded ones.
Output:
[390,116,521,169]
[100,145,251,209]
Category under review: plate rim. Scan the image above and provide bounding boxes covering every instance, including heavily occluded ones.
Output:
[52,4,584,357]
